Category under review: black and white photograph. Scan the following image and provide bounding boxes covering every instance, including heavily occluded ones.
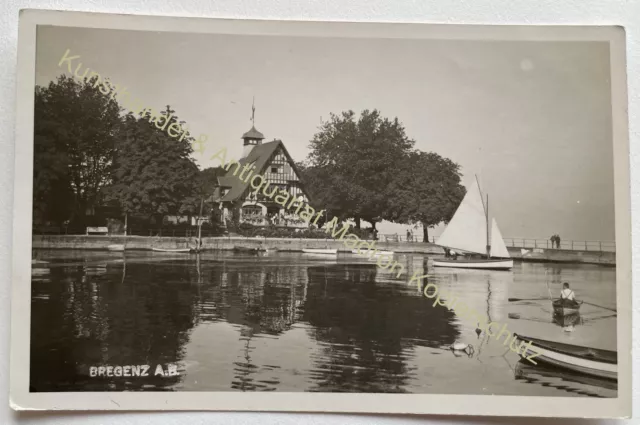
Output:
[10,10,631,418]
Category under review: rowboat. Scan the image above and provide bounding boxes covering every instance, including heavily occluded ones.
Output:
[552,311,581,327]
[514,361,618,394]
[513,334,617,380]
[107,244,125,252]
[302,248,337,255]
[351,249,394,257]
[233,246,267,254]
[31,259,49,264]
[552,298,583,315]
[151,247,192,253]
[433,176,513,271]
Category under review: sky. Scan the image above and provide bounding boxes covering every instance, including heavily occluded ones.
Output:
[34,26,615,242]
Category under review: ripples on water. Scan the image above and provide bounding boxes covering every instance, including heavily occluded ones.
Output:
[30,250,617,397]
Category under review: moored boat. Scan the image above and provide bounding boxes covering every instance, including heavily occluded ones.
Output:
[513,333,617,380]
[351,249,394,257]
[151,247,193,253]
[107,244,125,252]
[302,248,337,255]
[552,298,583,315]
[233,246,267,254]
[514,361,618,395]
[432,258,513,270]
[433,176,513,270]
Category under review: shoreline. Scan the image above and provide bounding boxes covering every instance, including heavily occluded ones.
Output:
[32,235,616,266]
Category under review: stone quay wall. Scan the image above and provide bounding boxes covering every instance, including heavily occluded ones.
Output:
[32,235,615,265]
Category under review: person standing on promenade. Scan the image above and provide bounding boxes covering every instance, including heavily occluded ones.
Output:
[550,234,555,249]
[407,229,411,242]
[556,234,562,249]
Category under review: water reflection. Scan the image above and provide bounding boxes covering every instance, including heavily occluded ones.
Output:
[303,264,457,392]
[31,255,193,391]
[514,361,617,397]
[30,250,616,397]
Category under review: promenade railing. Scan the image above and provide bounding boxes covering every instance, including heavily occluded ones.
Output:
[32,227,616,252]
[379,235,615,252]
[502,238,615,252]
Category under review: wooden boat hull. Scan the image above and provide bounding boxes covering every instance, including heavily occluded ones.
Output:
[303,249,337,255]
[107,244,125,252]
[514,361,618,394]
[553,299,582,315]
[514,334,617,381]
[233,247,267,254]
[351,249,394,256]
[552,312,581,327]
[432,258,513,270]
[151,248,192,253]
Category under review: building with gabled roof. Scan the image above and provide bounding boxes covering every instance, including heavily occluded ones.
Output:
[211,121,312,228]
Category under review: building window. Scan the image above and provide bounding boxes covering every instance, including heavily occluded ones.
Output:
[271,166,279,173]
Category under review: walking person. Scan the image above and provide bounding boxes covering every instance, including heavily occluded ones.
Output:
[406,229,411,242]
[550,234,555,249]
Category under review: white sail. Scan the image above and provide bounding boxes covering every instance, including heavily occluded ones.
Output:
[436,179,487,255]
[490,218,510,258]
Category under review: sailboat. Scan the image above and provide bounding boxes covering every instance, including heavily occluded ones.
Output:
[432,177,513,270]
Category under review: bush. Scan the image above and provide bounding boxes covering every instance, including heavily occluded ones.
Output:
[227,221,375,240]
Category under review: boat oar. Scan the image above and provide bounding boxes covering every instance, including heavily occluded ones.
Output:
[508,297,549,302]
[580,301,617,313]
[544,270,553,300]
[507,313,548,323]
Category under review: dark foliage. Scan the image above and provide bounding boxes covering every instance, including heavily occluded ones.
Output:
[34,75,121,225]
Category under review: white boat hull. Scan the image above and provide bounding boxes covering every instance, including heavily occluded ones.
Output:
[432,258,513,270]
[107,244,125,252]
[302,249,337,255]
[351,250,394,256]
[515,335,617,380]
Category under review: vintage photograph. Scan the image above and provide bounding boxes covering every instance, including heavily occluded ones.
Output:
[11,10,631,417]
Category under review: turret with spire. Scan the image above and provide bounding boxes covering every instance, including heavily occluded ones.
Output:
[240,97,264,159]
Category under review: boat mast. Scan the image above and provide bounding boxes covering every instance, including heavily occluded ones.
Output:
[486,194,490,259]
[475,175,491,259]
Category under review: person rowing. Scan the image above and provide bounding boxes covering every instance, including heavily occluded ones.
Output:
[560,282,576,301]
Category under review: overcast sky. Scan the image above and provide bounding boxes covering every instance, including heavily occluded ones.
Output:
[35,26,615,241]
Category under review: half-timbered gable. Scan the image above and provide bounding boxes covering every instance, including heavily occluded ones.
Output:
[212,123,311,228]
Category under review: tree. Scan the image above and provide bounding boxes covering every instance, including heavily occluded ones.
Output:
[180,166,227,236]
[385,151,466,242]
[296,162,347,226]
[302,110,415,229]
[103,107,199,225]
[33,75,121,225]
[181,166,226,215]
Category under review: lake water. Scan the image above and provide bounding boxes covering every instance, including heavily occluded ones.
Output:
[30,249,618,397]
